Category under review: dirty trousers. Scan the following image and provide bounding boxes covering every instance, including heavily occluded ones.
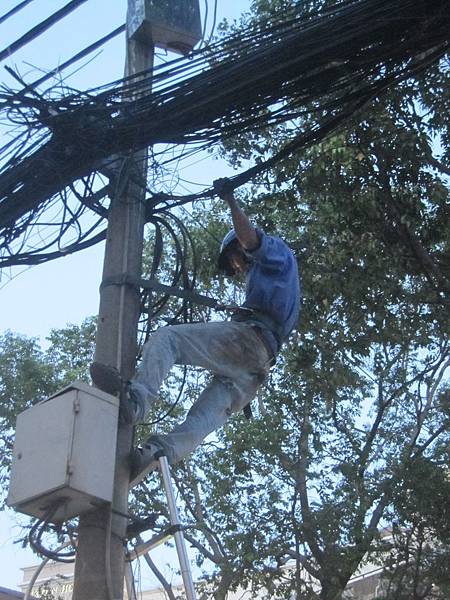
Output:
[132,320,272,465]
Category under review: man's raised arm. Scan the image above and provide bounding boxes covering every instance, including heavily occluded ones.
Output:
[213,178,259,250]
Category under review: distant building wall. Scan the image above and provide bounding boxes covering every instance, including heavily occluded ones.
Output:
[19,557,387,599]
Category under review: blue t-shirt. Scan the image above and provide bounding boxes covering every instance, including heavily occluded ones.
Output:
[233,229,301,353]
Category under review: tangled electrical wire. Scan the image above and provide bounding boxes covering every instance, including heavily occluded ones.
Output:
[28,500,77,563]
[0,0,448,268]
[136,203,210,425]
[141,207,199,338]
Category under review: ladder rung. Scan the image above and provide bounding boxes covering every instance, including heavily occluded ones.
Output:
[127,525,181,561]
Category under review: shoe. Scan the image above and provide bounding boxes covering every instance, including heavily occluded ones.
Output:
[90,361,122,394]
[129,445,159,488]
[90,361,138,425]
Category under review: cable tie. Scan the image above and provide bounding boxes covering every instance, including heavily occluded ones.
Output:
[100,273,140,291]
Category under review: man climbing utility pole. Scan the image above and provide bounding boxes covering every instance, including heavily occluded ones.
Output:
[92,179,302,486]
[127,180,301,483]
[72,3,154,598]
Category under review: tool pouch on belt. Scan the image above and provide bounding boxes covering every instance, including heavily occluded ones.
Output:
[243,403,253,420]
[242,370,267,420]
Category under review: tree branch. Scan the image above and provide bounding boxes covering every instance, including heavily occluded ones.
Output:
[376,157,450,299]
[296,397,325,563]
[427,154,450,177]
[136,534,177,600]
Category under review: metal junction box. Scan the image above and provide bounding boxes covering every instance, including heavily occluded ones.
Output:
[7,382,119,523]
[128,0,202,55]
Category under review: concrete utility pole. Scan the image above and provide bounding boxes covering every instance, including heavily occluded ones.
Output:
[72,3,154,599]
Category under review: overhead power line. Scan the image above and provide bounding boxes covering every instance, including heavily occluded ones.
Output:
[0,0,90,63]
[0,0,448,268]
[26,24,126,93]
[0,0,36,26]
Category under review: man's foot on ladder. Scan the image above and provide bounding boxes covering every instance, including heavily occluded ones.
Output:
[129,445,159,488]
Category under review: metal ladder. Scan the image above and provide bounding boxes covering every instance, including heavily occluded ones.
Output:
[126,452,197,600]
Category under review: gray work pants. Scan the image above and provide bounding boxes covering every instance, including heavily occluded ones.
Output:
[132,320,272,464]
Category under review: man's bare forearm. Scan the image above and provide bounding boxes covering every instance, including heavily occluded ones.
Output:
[223,191,259,250]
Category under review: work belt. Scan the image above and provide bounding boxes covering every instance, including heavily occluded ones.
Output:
[250,326,277,365]
[100,275,284,355]
[231,307,283,357]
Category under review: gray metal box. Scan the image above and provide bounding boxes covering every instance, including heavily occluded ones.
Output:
[7,381,119,523]
[128,0,202,55]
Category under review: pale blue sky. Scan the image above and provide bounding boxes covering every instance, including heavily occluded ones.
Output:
[0,0,250,591]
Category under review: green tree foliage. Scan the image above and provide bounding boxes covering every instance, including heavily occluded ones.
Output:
[130,2,450,598]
